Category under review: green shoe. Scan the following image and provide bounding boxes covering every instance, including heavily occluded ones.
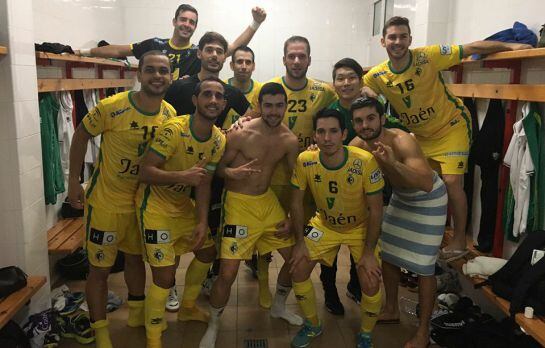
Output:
[356,332,373,348]
[291,320,322,348]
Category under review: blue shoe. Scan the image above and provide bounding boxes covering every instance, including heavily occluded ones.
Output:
[291,320,322,348]
[356,332,373,348]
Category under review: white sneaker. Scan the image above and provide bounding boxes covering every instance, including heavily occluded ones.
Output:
[165,287,180,312]
[201,275,217,297]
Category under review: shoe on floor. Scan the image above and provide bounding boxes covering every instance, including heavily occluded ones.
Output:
[356,332,374,348]
[324,288,344,315]
[165,287,180,312]
[291,320,322,348]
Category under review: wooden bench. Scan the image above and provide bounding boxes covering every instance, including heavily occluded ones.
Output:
[0,276,46,328]
[47,218,85,254]
[443,230,545,346]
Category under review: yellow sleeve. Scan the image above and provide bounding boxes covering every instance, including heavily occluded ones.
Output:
[206,132,226,172]
[148,120,178,160]
[324,83,339,106]
[427,44,463,71]
[290,153,307,191]
[363,70,380,94]
[363,156,384,195]
[81,103,107,136]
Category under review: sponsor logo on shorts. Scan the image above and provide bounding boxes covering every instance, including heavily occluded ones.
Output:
[230,241,238,255]
[153,249,164,261]
[144,230,171,244]
[370,168,382,184]
[304,226,324,242]
[89,229,116,246]
[223,225,248,239]
[95,249,105,262]
[440,45,452,55]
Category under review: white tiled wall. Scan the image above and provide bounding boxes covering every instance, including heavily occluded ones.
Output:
[121,0,370,82]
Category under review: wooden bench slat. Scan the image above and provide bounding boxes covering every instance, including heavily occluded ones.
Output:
[48,218,84,251]
[0,276,46,328]
[47,218,78,242]
[54,227,85,254]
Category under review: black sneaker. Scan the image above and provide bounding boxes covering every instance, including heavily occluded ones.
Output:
[324,288,344,315]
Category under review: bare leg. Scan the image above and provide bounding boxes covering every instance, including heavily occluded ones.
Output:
[443,174,467,251]
[379,261,400,321]
[124,253,146,297]
[86,266,110,321]
[404,275,435,348]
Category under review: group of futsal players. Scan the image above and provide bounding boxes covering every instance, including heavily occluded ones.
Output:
[68,4,532,348]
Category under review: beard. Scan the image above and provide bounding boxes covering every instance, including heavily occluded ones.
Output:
[286,65,308,80]
[358,127,382,141]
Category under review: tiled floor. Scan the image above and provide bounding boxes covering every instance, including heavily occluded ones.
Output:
[58,246,432,348]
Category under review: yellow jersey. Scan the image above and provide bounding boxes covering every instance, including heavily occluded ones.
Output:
[135,115,226,217]
[222,78,263,130]
[290,146,384,233]
[364,45,470,139]
[269,76,338,185]
[82,91,176,213]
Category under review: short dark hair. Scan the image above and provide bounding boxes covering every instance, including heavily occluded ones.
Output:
[198,31,228,53]
[383,16,411,37]
[258,82,287,104]
[283,36,311,56]
[174,4,198,22]
[193,76,225,97]
[350,97,384,118]
[138,50,171,72]
[332,58,364,80]
[313,108,346,131]
[232,46,255,62]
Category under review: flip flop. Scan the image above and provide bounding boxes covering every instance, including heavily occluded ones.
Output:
[439,248,469,263]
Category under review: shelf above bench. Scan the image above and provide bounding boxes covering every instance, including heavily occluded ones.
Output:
[36,51,137,69]
[38,78,135,92]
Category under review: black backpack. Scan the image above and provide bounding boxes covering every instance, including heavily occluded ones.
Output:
[477,230,545,316]
[0,321,31,348]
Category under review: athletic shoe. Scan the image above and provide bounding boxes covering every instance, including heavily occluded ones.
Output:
[356,332,374,348]
[324,288,344,315]
[23,309,53,347]
[291,320,322,348]
[58,312,95,344]
[165,287,180,312]
[106,290,123,312]
[346,284,362,305]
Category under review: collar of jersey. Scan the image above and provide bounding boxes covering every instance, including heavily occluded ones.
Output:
[228,78,254,95]
[282,76,308,92]
[128,91,160,116]
[388,50,413,75]
[189,114,212,143]
[319,146,348,171]
[168,39,192,50]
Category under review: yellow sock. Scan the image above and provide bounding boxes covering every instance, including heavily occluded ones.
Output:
[178,257,212,322]
[360,289,382,333]
[182,258,212,303]
[145,283,170,344]
[292,280,319,326]
[127,300,145,327]
[91,319,112,348]
[257,255,272,308]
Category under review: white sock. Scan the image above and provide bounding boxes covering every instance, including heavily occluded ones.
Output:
[270,284,303,326]
[199,306,224,348]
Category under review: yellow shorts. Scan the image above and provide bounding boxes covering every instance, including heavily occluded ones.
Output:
[304,217,380,267]
[84,204,142,268]
[220,189,295,260]
[138,209,214,267]
[417,115,470,175]
[271,185,315,224]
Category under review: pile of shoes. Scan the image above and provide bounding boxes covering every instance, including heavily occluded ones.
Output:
[52,286,94,345]
[430,296,541,348]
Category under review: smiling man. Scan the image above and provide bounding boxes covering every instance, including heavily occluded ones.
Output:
[200,82,302,348]
[364,16,532,258]
[75,4,266,79]
[67,51,176,348]
[289,109,384,348]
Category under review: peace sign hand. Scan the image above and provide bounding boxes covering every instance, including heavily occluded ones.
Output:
[225,158,261,180]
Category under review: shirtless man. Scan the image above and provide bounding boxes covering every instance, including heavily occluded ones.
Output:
[199,82,302,348]
[349,97,448,348]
